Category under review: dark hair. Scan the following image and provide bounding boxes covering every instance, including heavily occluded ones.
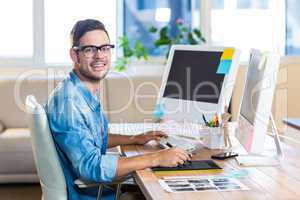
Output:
[70,19,110,47]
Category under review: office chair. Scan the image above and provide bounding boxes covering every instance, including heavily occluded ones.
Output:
[26,95,123,200]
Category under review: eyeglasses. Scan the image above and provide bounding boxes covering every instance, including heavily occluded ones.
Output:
[73,44,115,58]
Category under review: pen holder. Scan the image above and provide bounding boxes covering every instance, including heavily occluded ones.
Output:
[201,127,225,149]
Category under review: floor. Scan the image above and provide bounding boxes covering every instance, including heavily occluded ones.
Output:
[0,184,42,200]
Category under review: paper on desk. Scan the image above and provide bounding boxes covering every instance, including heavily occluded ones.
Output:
[158,175,250,193]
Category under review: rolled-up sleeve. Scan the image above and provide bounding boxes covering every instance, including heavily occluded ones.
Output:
[48,98,118,183]
[100,154,118,181]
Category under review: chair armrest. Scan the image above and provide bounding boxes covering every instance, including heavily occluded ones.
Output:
[74,179,102,188]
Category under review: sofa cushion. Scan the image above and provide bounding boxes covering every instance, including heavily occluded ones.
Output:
[0,128,36,174]
[0,75,62,128]
[106,74,162,123]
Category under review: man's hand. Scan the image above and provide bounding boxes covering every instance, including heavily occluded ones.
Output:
[151,148,191,167]
[132,131,167,145]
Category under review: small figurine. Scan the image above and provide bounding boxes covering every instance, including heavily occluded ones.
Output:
[153,103,164,123]
[221,106,232,148]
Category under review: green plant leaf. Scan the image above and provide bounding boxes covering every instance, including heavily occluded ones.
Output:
[118,36,134,57]
[143,52,149,60]
[123,47,134,57]
[114,65,126,72]
[193,29,202,38]
[193,29,206,43]
[134,41,144,59]
[187,33,198,44]
[159,26,169,39]
[149,26,157,33]
[114,57,128,72]
[119,36,130,47]
[116,34,149,71]
[154,38,171,47]
[180,27,188,33]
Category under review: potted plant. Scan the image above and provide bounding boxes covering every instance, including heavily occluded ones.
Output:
[114,36,149,72]
[149,18,206,58]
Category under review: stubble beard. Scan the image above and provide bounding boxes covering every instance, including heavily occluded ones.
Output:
[77,62,109,83]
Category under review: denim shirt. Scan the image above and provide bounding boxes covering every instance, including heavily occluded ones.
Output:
[46,70,118,200]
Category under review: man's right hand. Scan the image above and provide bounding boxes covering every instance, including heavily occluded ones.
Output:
[116,147,192,177]
[152,148,191,167]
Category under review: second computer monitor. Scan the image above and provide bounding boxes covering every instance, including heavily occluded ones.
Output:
[157,45,240,123]
[236,49,280,154]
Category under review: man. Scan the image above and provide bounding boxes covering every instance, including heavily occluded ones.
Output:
[46,19,190,200]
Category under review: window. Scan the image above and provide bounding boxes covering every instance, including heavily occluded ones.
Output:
[237,0,269,9]
[0,0,118,67]
[124,0,195,56]
[45,0,117,64]
[286,0,300,55]
[0,0,33,58]
[1,0,299,68]
[210,0,285,60]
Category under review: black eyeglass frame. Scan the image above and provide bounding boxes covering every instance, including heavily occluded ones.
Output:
[73,44,115,53]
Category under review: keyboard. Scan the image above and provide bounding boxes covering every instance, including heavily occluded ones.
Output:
[159,135,197,152]
[109,121,206,139]
[109,122,207,152]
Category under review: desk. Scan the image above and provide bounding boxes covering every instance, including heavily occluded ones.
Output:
[121,137,300,200]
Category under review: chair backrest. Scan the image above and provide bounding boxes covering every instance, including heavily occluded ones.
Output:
[26,95,67,200]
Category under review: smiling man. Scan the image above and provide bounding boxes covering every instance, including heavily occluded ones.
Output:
[46,19,190,200]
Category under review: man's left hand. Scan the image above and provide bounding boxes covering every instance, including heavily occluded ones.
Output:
[133,131,167,145]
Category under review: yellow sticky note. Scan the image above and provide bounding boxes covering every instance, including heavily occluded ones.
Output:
[221,48,235,60]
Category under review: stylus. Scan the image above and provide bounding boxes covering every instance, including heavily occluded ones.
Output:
[202,114,209,126]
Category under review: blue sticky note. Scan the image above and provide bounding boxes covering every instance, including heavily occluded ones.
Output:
[153,103,164,119]
[216,60,232,74]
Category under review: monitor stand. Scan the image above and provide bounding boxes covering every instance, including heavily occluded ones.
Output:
[235,115,284,167]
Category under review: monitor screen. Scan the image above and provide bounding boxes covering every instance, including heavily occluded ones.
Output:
[240,53,265,125]
[163,50,224,104]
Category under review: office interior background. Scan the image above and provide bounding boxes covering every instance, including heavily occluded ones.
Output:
[0,0,300,199]
[1,0,299,66]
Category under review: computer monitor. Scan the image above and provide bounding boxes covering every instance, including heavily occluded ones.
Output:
[157,45,240,123]
[236,49,282,155]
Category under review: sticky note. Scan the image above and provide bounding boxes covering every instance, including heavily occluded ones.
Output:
[216,60,232,74]
[153,103,164,119]
[221,48,235,60]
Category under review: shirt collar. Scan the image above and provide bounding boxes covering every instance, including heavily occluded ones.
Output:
[69,70,100,111]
